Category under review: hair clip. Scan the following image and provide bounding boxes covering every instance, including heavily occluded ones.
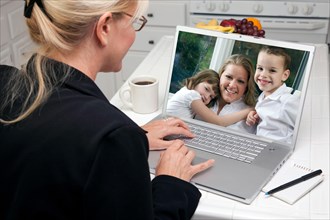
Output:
[24,0,52,21]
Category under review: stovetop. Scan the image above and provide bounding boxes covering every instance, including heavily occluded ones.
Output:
[189,0,330,18]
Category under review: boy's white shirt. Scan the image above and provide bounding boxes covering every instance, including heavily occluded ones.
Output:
[166,86,201,118]
[256,83,300,145]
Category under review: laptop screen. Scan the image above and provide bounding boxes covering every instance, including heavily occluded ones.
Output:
[164,26,315,148]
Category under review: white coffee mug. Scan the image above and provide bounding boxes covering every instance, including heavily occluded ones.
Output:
[119,75,159,114]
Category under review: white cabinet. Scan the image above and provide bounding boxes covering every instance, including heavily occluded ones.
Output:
[0,46,12,66]
[97,0,188,100]
[0,1,36,68]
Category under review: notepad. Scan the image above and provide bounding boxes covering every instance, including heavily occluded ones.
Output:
[262,161,324,205]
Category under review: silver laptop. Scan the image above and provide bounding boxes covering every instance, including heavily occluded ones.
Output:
[148,26,315,204]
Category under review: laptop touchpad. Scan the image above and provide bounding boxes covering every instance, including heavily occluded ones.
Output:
[192,156,208,165]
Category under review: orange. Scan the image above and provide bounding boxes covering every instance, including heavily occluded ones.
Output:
[246,17,262,30]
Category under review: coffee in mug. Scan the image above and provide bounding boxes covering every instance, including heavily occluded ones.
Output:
[134,81,154,86]
[119,75,159,114]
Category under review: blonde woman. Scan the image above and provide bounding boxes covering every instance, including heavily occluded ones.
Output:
[0,1,214,219]
[212,54,257,134]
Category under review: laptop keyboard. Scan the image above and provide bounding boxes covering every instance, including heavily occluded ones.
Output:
[170,122,267,164]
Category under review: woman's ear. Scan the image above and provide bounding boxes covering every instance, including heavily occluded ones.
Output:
[95,12,113,47]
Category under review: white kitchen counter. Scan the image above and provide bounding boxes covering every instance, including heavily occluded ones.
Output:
[111,36,329,219]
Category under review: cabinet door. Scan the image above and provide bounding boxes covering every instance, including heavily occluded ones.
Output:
[131,27,176,52]
[0,45,13,65]
[146,1,187,27]
[0,5,10,47]
[116,51,148,88]
[0,0,10,7]
[7,4,27,40]
[12,35,37,68]
[95,73,118,101]
[95,51,147,100]
[1,0,35,68]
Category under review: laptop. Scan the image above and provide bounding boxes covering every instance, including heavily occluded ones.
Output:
[148,25,315,204]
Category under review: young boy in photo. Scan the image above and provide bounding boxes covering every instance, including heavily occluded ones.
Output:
[246,46,300,144]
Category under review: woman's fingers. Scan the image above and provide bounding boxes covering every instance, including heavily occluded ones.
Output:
[155,140,214,182]
[191,159,215,176]
[164,117,189,129]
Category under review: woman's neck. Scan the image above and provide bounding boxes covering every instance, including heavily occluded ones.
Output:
[217,98,228,115]
[48,42,101,81]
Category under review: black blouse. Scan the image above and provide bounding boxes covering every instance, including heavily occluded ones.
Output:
[0,60,201,220]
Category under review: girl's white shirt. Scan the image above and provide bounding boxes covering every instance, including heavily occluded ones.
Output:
[166,86,201,119]
[211,98,257,134]
[255,83,300,144]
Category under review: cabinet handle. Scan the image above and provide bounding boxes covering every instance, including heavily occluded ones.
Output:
[147,13,154,18]
[148,40,154,45]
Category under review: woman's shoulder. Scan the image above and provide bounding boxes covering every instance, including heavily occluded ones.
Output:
[0,65,20,82]
[50,92,135,127]
[34,83,140,140]
[0,64,19,72]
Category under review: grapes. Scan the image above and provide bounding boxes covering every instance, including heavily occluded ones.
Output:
[247,28,254,35]
[228,18,266,37]
[258,29,266,37]
[235,20,242,28]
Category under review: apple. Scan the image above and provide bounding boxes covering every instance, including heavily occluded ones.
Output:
[220,19,236,27]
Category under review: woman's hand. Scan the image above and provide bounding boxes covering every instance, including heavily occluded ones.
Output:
[155,140,215,182]
[141,117,195,150]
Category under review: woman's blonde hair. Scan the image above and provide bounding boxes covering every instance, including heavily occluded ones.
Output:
[218,54,257,106]
[0,0,148,124]
[183,69,220,107]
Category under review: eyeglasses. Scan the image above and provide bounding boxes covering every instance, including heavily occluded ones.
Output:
[121,12,148,32]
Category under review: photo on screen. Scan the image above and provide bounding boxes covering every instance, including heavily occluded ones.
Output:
[166,30,312,144]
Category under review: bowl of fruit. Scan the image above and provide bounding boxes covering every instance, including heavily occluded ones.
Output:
[196,17,266,37]
[222,17,265,37]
